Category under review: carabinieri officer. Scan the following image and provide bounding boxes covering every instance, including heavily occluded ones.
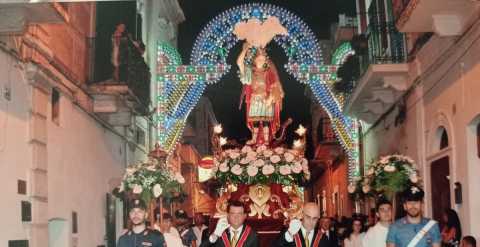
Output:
[117,199,166,247]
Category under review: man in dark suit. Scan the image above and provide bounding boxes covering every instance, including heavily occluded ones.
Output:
[275,202,326,247]
[200,200,259,247]
[318,216,338,247]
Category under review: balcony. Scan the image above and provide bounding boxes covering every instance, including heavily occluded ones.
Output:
[343,21,409,124]
[394,0,480,36]
[88,36,151,126]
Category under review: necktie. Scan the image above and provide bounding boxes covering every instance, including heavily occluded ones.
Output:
[231,230,239,247]
[305,231,311,247]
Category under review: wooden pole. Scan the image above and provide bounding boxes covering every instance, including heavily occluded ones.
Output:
[149,199,156,228]
[159,197,164,224]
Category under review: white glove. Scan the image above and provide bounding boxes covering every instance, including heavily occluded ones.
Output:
[213,217,230,237]
[288,219,302,236]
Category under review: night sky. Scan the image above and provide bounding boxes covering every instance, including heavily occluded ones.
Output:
[177,0,355,144]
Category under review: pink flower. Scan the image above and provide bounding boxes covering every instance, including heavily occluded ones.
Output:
[257,145,267,152]
[279,165,291,175]
[153,184,163,198]
[270,155,281,164]
[247,165,258,177]
[229,151,240,159]
[302,163,309,173]
[253,159,265,167]
[241,146,252,153]
[291,163,303,174]
[384,165,396,172]
[409,173,419,183]
[132,184,143,194]
[247,151,257,160]
[380,156,390,165]
[262,164,275,175]
[146,165,156,171]
[274,147,285,154]
[231,165,243,175]
[219,162,229,172]
[263,150,273,157]
[301,158,308,166]
[240,158,249,165]
[174,173,185,184]
[284,152,295,162]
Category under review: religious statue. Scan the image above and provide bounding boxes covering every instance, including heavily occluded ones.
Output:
[234,16,288,145]
[237,43,284,145]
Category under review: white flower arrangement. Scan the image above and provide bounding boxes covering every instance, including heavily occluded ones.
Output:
[119,158,186,204]
[364,154,421,199]
[214,146,310,186]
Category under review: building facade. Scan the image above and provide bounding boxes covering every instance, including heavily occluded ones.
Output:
[347,0,480,238]
[0,1,184,246]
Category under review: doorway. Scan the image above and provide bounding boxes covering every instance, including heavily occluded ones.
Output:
[430,156,451,222]
[48,218,69,247]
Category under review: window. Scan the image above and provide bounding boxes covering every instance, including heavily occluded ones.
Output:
[477,123,480,158]
[440,128,449,150]
[51,88,60,124]
[72,211,78,234]
[17,180,26,195]
[136,127,145,146]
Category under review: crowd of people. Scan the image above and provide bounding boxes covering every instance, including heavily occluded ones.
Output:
[117,185,476,247]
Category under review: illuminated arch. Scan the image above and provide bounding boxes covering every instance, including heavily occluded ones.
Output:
[156,3,359,181]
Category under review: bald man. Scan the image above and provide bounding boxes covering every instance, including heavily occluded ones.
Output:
[275,202,326,247]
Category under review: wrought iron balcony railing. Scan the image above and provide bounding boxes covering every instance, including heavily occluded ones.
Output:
[335,20,407,102]
[359,21,407,75]
[89,35,151,115]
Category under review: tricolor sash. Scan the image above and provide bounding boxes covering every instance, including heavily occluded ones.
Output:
[293,230,323,247]
[221,226,252,247]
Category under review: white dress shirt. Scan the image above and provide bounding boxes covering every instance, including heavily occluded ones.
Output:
[193,224,208,245]
[209,225,244,243]
[362,223,389,247]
